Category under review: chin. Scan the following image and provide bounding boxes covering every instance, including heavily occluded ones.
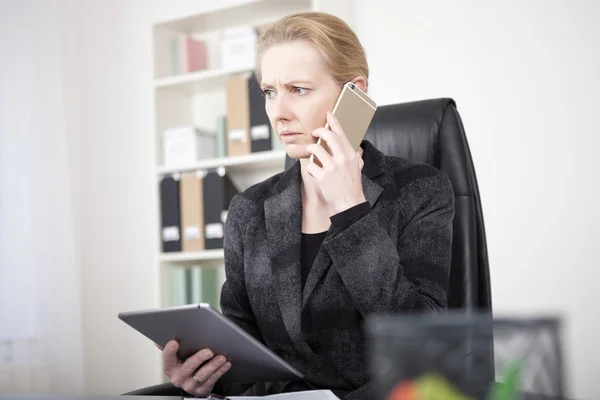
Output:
[284,143,310,160]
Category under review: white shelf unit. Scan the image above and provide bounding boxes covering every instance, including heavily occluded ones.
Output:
[154,65,255,93]
[151,0,357,353]
[160,249,225,265]
[156,150,287,175]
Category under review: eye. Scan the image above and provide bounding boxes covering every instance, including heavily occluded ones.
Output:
[262,89,274,99]
[293,86,309,95]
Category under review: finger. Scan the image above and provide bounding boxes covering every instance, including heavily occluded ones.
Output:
[185,355,228,392]
[358,151,365,170]
[326,112,344,137]
[306,144,333,170]
[312,127,343,157]
[162,341,182,377]
[178,348,214,378]
[186,361,232,397]
[326,112,355,153]
[305,160,325,181]
[202,361,232,388]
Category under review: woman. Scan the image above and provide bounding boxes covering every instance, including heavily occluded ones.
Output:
[162,11,455,399]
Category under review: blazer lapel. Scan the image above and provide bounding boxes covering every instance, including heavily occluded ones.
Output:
[265,162,303,345]
[302,141,385,309]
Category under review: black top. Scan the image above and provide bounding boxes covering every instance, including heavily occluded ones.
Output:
[300,201,372,289]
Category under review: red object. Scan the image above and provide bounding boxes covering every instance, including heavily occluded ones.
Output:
[387,381,420,400]
[179,35,206,73]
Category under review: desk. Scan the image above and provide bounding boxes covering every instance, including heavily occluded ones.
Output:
[1,397,178,400]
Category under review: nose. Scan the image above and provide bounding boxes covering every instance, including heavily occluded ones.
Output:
[268,93,293,124]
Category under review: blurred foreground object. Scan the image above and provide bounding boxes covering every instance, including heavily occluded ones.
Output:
[366,313,563,400]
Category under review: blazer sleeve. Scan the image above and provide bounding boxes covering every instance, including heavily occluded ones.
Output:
[220,194,263,341]
[323,170,455,315]
[214,195,264,396]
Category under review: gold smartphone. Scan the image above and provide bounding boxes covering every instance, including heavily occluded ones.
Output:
[310,82,377,165]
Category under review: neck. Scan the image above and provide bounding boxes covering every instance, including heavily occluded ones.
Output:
[299,158,326,204]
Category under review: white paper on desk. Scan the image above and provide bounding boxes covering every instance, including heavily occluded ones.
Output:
[184,389,340,400]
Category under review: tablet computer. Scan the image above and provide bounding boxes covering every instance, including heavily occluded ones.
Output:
[118,303,304,384]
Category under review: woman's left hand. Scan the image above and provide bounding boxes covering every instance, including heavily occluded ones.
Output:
[306,111,366,214]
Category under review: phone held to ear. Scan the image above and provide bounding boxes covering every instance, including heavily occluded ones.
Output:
[309,82,377,166]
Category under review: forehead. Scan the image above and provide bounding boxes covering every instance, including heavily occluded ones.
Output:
[260,40,330,85]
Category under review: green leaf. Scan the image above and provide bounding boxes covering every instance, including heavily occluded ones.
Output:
[489,361,522,400]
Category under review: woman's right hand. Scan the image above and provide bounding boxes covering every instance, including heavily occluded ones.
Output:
[161,340,232,397]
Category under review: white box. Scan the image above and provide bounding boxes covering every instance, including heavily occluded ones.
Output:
[162,126,215,167]
[220,26,258,70]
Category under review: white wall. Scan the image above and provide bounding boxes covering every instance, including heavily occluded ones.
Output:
[74,0,251,395]
[0,0,85,393]
[354,1,600,399]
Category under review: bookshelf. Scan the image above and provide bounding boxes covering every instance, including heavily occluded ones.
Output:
[151,0,356,337]
[156,150,287,175]
[154,65,254,93]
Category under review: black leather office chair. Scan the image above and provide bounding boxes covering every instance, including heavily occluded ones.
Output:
[333,97,491,311]
[124,98,492,396]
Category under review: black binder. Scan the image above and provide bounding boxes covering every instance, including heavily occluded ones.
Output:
[160,176,181,253]
[202,170,239,249]
[248,73,272,153]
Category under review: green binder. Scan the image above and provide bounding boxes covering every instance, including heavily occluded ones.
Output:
[169,268,187,306]
[215,115,228,157]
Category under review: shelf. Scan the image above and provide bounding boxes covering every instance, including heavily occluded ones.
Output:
[154,66,254,93]
[154,0,311,35]
[157,150,287,175]
[160,249,224,265]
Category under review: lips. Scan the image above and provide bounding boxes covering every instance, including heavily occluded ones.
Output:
[279,131,302,142]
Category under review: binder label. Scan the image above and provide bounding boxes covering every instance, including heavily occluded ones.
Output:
[228,129,247,142]
[162,226,180,242]
[205,223,224,239]
[251,124,269,140]
[184,225,201,240]
[220,210,228,224]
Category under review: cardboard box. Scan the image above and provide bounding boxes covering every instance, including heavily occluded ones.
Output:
[163,126,215,166]
[220,26,257,70]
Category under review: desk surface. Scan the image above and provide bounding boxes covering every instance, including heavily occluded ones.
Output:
[1,397,179,400]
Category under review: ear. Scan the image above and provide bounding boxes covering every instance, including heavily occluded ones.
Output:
[350,76,368,92]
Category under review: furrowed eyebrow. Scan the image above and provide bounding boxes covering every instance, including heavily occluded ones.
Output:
[261,80,314,89]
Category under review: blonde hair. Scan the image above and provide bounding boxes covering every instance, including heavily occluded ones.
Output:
[256,12,369,90]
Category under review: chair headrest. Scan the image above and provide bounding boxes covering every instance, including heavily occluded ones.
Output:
[363,98,456,166]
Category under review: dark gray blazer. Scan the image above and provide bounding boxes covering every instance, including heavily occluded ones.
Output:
[219,140,455,399]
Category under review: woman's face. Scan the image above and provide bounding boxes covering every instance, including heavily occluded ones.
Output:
[260,40,342,159]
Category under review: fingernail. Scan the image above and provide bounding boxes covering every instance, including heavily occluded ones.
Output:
[219,356,226,363]
[205,350,214,358]
[169,341,178,349]
[225,362,231,369]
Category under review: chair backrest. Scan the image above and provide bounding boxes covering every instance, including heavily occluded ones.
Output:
[285,98,492,312]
